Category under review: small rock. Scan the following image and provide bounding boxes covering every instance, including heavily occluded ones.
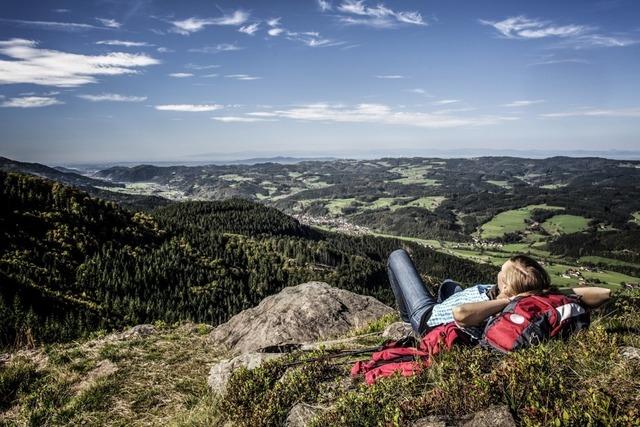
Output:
[285,402,327,427]
[411,416,447,427]
[382,321,415,340]
[72,359,118,393]
[462,405,516,427]
[620,346,640,361]
[121,324,156,339]
[207,352,284,395]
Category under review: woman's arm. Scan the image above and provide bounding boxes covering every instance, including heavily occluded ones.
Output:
[452,299,511,328]
[562,287,611,308]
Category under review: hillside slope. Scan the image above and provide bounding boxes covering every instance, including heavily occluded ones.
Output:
[0,172,495,348]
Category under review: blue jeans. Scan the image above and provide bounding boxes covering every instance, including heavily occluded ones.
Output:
[387,249,462,336]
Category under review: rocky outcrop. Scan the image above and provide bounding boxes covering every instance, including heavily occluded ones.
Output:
[208,281,394,354]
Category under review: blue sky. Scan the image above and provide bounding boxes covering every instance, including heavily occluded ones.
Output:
[0,0,639,163]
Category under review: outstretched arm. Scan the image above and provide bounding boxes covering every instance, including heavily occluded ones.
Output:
[560,286,611,308]
[452,298,511,328]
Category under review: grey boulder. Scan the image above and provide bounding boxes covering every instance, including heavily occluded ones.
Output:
[209,281,394,354]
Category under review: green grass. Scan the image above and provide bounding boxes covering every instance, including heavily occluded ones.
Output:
[400,196,446,211]
[324,198,357,215]
[0,323,223,426]
[218,174,254,182]
[579,256,640,268]
[479,204,564,239]
[631,211,640,225]
[541,214,591,235]
[486,180,511,189]
[540,183,568,189]
[212,290,640,427]
[388,165,440,186]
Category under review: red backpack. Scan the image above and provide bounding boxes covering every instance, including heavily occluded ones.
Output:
[350,322,471,385]
[480,292,590,353]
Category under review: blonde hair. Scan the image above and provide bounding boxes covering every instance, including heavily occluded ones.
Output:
[503,254,551,295]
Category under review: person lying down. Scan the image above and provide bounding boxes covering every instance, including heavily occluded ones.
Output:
[386,249,611,339]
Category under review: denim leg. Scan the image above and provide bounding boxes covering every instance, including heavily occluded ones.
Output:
[437,279,463,303]
[386,249,437,335]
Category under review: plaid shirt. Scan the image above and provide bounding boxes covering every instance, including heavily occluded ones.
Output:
[426,284,496,329]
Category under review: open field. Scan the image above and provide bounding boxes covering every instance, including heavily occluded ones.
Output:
[479,204,564,239]
[541,214,591,235]
[486,180,511,189]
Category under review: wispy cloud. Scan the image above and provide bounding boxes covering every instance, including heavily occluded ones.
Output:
[334,0,427,28]
[268,27,285,36]
[1,96,63,108]
[502,100,545,108]
[407,88,433,97]
[96,18,121,29]
[96,40,151,47]
[155,104,223,112]
[375,74,405,79]
[185,63,220,70]
[170,10,249,35]
[265,18,343,47]
[188,43,243,53]
[540,107,640,118]
[480,16,587,39]
[168,72,193,78]
[0,38,160,87]
[528,56,590,66]
[212,116,275,122]
[0,18,105,32]
[318,0,332,11]
[225,74,261,80]
[480,15,637,48]
[78,93,147,102]
[239,22,260,35]
[246,103,516,128]
[157,47,174,53]
[433,99,460,105]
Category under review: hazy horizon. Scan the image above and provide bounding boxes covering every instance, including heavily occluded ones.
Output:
[1,0,639,163]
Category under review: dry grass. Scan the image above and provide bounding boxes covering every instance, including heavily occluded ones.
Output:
[0,322,224,426]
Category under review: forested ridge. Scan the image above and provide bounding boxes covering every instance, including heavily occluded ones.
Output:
[0,171,496,348]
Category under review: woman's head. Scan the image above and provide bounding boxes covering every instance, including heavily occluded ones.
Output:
[497,254,551,297]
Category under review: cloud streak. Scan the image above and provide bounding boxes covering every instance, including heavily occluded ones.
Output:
[541,107,640,118]
[246,103,516,129]
[0,38,160,87]
[188,43,243,53]
[239,23,260,35]
[212,116,275,122]
[480,15,637,48]
[96,40,152,47]
[78,93,147,102]
[334,0,427,28]
[155,104,223,112]
[1,96,63,108]
[0,18,106,32]
[96,18,121,29]
[225,74,261,80]
[502,100,545,108]
[170,11,249,35]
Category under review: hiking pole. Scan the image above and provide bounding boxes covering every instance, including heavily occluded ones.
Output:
[280,346,383,368]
